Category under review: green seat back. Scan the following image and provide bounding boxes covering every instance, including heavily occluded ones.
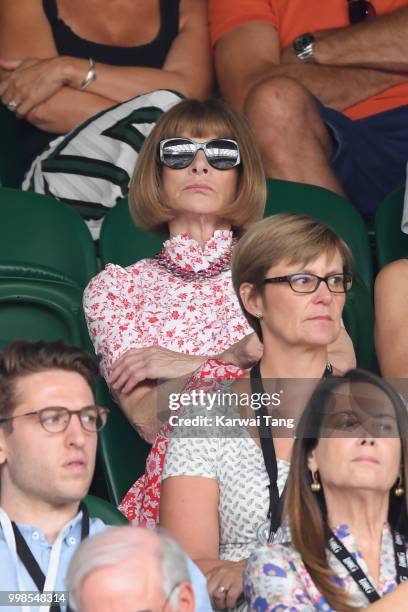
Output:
[265,179,373,290]
[0,188,98,287]
[84,494,128,525]
[0,106,25,188]
[0,281,83,346]
[99,198,163,267]
[265,179,375,370]
[95,378,150,506]
[375,186,408,268]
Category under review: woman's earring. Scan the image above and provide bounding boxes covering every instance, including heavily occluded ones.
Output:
[311,471,321,493]
[256,313,263,319]
[394,475,404,497]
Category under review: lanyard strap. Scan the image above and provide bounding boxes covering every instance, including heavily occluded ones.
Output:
[1,503,89,612]
[251,361,281,536]
[328,530,408,603]
[251,362,333,539]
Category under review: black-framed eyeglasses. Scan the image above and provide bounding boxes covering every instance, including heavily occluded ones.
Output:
[263,273,353,294]
[159,137,240,170]
[348,0,377,24]
[0,405,110,433]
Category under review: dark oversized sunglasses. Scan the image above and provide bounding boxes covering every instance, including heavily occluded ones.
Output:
[348,0,376,24]
[159,137,241,170]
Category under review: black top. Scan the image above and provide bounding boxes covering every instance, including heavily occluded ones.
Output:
[17,0,180,173]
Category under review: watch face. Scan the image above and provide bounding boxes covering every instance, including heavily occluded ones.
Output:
[293,33,314,53]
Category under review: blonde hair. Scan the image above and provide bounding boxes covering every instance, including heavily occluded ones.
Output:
[129,99,266,235]
[232,214,353,340]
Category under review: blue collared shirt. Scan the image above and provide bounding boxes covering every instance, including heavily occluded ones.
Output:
[0,513,212,611]
[0,511,106,612]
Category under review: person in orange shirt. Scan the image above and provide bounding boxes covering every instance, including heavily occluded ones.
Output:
[209,0,408,217]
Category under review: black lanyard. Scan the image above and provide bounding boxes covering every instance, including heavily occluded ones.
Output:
[11,502,90,612]
[328,529,408,603]
[250,361,333,541]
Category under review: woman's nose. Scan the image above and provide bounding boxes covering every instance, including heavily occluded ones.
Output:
[190,149,209,174]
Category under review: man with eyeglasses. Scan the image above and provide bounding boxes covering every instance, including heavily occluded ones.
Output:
[0,339,109,611]
[0,339,211,612]
[66,526,196,612]
[209,0,408,218]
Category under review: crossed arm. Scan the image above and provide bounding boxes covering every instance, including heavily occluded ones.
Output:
[0,0,212,132]
[215,6,408,111]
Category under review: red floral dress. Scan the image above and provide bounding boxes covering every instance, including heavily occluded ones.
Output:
[120,358,244,525]
[83,230,252,523]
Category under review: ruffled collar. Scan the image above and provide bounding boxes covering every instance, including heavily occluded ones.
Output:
[161,230,234,273]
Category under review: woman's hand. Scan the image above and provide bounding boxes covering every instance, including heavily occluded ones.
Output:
[206,561,247,610]
[109,346,206,394]
[0,56,70,117]
[218,333,263,369]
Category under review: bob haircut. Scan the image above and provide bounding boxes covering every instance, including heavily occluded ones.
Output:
[285,369,408,611]
[231,213,353,341]
[129,98,266,235]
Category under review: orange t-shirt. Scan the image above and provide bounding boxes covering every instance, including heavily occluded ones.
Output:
[209,0,408,119]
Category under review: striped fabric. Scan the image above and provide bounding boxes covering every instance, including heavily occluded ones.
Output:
[22,89,182,238]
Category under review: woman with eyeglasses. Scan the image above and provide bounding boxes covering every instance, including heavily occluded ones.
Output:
[160,213,353,610]
[244,370,408,611]
[83,99,355,524]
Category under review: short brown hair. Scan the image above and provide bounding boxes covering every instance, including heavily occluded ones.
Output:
[129,98,266,235]
[232,214,353,340]
[0,340,98,421]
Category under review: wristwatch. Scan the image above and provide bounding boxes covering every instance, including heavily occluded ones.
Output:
[293,33,316,63]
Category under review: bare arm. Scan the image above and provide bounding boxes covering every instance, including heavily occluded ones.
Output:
[25,87,116,133]
[215,22,406,112]
[0,0,212,129]
[313,7,408,73]
[160,475,246,609]
[374,260,408,378]
[115,378,191,443]
[62,0,212,101]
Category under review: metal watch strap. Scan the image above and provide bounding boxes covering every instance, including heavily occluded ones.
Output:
[296,42,315,62]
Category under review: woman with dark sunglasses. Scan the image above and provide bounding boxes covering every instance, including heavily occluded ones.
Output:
[83,99,355,524]
[244,370,408,611]
[160,213,353,610]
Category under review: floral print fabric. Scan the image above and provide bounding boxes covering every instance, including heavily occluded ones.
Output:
[244,522,407,610]
[83,230,252,523]
[83,230,251,379]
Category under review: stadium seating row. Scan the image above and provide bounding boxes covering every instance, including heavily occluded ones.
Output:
[0,181,406,505]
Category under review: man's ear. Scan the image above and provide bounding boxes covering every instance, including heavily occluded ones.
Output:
[239,282,263,318]
[0,427,8,466]
[177,581,195,612]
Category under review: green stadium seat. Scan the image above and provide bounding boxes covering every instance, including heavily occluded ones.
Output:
[0,188,98,286]
[84,494,129,525]
[375,186,408,268]
[95,378,150,506]
[265,179,376,370]
[99,197,163,268]
[0,189,98,349]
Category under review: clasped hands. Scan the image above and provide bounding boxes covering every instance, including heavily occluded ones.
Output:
[0,55,80,118]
